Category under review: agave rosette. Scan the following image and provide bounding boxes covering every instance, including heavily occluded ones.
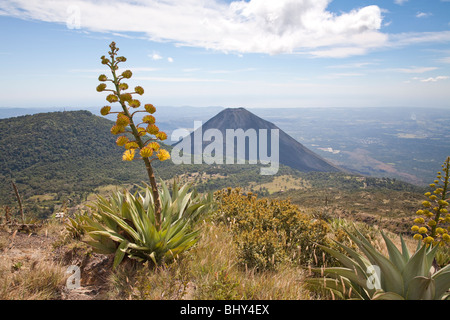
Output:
[83,180,214,268]
[306,227,450,300]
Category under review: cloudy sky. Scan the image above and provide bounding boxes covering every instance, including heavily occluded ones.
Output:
[1,0,449,109]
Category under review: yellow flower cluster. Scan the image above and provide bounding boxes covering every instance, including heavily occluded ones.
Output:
[157,149,170,161]
[122,149,135,161]
[411,157,450,246]
[98,42,171,170]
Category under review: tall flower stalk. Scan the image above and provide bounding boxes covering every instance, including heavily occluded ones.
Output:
[411,156,450,246]
[96,42,170,230]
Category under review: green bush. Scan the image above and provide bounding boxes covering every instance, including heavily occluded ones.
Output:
[214,188,335,270]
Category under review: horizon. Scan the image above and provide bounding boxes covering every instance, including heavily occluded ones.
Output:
[1,0,450,110]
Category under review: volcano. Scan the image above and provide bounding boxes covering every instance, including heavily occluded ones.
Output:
[172,107,343,173]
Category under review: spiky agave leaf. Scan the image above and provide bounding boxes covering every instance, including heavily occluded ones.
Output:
[306,227,450,300]
[83,180,213,268]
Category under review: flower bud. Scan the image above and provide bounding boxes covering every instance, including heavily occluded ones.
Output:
[119,83,129,91]
[422,201,431,208]
[98,74,108,81]
[413,234,423,241]
[121,70,132,79]
[111,125,125,135]
[438,200,449,207]
[135,86,144,95]
[101,57,110,65]
[120,93,132,102]
[142,115,155,124]
[414,218,425,224]
[125,141,139,150]
[156,131,167,141]
[145,104,156,114]
[100,106,111,116]
[106,94,119,103]
[116,136,128,146]
[146,124,159,135]
[427,220,437,227]
[139,147,154,158]
[96,83,107,92]
[148,142,160,151]
[443,233,450,242]
[137,127,147,136]
[116,114,130,127]
[122,149,135,161]
[424,236,434,244]
[128,99,141,108]
[157,149,170,161]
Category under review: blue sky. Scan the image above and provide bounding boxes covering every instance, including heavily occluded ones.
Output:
[0,0,449,110]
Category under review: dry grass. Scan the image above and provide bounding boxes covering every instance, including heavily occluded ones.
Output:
[107,221,312,300]
[0,223,69,300]
[0,251,67,300]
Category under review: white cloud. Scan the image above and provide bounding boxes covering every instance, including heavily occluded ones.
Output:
[388,31,450,47]
[150,52,163,61]
[319,72,364,79]
[327,62,375,69]
[420,76,449,82]
[437,56,450,63]
[0,0,387,57]
[392,66,438,73]
[408,75,449,82]
[416,12,432,18]
[2,0,449,59]
[167,57,174,63]
[394,0,409,5]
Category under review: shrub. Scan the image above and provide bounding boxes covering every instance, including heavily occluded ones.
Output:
[214,188,335,270]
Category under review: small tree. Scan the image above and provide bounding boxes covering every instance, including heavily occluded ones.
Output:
[96,42,170,230]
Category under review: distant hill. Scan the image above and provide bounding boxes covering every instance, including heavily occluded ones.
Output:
[173,107,343,173]
[0,111,153,207]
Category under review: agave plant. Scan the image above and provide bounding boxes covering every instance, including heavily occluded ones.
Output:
[82,180,214,268]
[65,211,88,240]
[306,228,450,300]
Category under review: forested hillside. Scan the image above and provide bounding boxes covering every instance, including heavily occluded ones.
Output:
[0,111,148,206]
